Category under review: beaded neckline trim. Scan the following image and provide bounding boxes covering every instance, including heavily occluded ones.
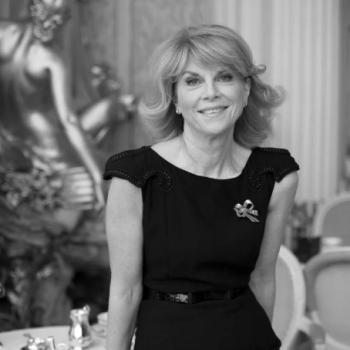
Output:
[148,147,254,181]
[104,146,298,191]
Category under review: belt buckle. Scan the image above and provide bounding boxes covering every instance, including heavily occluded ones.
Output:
[167,293,189,304]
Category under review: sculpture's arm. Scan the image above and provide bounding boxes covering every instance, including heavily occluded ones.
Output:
[47,52,105,210]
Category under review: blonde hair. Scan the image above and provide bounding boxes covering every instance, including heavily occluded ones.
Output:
[138,24,285,147]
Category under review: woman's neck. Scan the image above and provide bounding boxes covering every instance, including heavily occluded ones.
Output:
[177,130,248,179]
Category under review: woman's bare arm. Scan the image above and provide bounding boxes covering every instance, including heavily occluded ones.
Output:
[105,177,143,350]
[249,172,298,321]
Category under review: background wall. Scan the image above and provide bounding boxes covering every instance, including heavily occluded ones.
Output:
[0,0,26,17]
[340,0,350,190]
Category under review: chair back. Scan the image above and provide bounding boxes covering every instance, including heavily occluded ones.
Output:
[304,248,350,350]
[313,193,350,246]
[272,245,306,350]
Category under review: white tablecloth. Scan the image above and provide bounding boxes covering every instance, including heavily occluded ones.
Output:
[0,326,105,350]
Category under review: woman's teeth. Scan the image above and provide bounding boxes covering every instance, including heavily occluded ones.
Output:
[202,108,225,115]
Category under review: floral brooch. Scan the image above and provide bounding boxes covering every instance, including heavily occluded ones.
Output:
[234,199,259,223]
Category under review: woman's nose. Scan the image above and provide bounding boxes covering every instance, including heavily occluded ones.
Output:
[203,81,219,100]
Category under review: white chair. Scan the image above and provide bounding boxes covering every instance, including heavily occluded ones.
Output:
[313,193,350,246]
[272,245,307,350]
[304,247,350,350]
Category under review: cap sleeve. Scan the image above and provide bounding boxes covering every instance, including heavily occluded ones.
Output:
[248,147,300,191]
[103,146,173,191]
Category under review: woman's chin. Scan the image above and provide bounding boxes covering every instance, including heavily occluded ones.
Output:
[198,117,236,135]
[199,123,235,138]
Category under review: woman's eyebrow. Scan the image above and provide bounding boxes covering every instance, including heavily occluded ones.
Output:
[216,69,231,75]
[181,71,201,77]
[181,69,232,77]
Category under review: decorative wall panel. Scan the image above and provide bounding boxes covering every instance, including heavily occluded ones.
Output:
[0,0,26,18]
[0,0,9,16]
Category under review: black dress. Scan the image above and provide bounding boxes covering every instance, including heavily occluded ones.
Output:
[103,146,300,350]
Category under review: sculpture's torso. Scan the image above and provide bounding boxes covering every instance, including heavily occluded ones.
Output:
[0,27,81,171]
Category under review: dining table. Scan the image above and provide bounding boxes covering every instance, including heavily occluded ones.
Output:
[0,325,106,350]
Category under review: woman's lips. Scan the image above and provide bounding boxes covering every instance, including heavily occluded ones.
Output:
[199,107,228,116]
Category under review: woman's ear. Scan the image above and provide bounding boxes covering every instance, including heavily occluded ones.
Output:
[244,77,251,100]
[173,102,180,114]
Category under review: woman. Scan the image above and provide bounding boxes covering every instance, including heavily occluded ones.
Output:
[0,0,113,211]
[104,24,299,350]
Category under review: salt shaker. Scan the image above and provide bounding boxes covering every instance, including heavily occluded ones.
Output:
[68,305,92,348]
[46,337,56,350]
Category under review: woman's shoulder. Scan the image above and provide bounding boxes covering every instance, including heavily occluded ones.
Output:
[103,145,173,191]
[103,146,151,178]
[250,146,300,184]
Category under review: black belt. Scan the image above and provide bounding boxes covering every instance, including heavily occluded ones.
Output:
[143,286,247,304]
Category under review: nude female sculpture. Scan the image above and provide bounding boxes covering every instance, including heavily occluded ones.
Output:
[0,0,121,212]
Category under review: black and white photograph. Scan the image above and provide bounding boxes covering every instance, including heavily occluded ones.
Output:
[0,1,349,350]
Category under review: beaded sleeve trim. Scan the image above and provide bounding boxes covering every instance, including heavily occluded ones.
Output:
[248,164,299,191]
[104,147,173,192]
[255,147,290,154]
[103,168,174,192]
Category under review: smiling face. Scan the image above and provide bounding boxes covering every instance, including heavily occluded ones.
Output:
[174,60,251,139]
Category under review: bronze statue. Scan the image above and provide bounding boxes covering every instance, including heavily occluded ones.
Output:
[0,0,126,212]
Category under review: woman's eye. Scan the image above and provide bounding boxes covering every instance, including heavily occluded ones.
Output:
[185,78,201,86]
[218,75,233,82]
